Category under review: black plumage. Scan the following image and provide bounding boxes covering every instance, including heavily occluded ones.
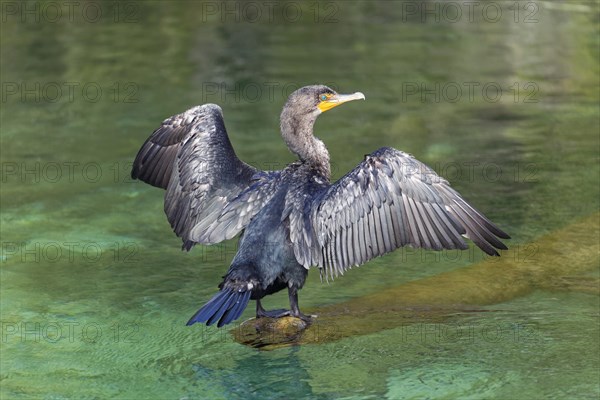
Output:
[131,85,510,327]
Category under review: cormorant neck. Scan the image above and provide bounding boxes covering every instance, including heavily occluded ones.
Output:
[280,110,330,179]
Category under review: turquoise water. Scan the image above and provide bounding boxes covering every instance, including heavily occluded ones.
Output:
[1,1,599,398]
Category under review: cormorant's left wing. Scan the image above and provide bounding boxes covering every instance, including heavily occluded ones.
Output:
[292,147,509,280]
[132,104,278,249]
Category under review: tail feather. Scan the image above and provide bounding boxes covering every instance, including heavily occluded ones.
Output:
[195,290,230,318]
[206,291,237,326]
[186,289,251,327]
[219,291,251,327]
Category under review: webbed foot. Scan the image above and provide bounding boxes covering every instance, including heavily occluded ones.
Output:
[290,310,313,323]
[256,308,291,319]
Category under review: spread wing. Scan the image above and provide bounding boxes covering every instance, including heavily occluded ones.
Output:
[292,147,510,279]
[132,104,278,249]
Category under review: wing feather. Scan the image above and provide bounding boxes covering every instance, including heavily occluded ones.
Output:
[380,203,394,252]
[295,147,509,279]
[403,194,422,247]
[132,104,278,248]
[366,210,377,260]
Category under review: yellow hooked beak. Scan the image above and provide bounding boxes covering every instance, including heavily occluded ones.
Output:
[317,92,366,113]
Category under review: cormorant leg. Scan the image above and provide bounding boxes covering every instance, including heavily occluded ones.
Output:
[255,299,290,319]
[288,287,312,322]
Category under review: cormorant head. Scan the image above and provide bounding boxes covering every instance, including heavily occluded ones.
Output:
[283,85,366,119]
[280,85,365,171]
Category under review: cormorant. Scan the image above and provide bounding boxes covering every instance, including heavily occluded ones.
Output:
[131,85,509,327]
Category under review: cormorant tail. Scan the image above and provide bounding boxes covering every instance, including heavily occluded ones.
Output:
[186,289,251,327]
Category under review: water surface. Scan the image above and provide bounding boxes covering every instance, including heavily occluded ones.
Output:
[1,1,599,398]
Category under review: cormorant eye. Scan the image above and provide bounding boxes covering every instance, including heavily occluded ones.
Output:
[320,94,328,101]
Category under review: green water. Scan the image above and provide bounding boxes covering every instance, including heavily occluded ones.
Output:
[1,1,599,398]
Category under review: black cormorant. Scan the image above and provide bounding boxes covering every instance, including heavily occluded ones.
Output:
[131,85,509,327]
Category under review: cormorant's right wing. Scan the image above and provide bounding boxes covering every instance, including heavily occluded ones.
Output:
[132,104,277,249]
